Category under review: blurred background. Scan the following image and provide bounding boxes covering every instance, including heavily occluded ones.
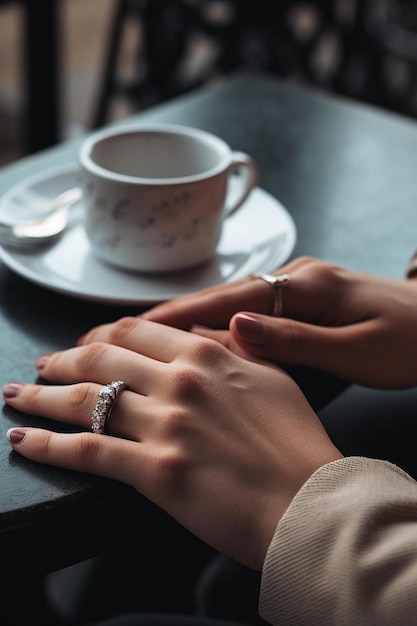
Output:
[2,0,417,168]
[2,2,417,624]
[0,0,119,165]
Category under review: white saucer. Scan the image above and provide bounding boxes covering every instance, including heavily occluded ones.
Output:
[0,164,297,306]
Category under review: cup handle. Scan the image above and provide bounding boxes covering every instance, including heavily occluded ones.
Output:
[224,151,259,218]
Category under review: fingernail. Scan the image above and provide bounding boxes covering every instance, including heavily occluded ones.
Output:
[6,428,26,444]
[76,333,86,345]
[36,354,50,371]
[235,314,266,345]
[3,383,22,399]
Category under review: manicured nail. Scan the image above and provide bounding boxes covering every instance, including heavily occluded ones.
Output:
[234,314,266,345]
[36,354,50,371]
[3,383,22,399]
[6,428,26,444]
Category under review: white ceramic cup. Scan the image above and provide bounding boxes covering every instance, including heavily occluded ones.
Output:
[78,123,258,273]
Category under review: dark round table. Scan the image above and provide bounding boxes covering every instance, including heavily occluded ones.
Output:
[2,74,417,622]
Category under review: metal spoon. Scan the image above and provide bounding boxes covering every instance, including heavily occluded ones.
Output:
[0,187,82,248]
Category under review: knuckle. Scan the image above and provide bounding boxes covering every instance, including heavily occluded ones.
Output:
[306,258,346,284]
[152,446,190,494]
[187,336,228,368]
[156,446,189,474]
[295,255,316,267]
[78,342,109,372]
[41,432,101,465]
[107,316,139,343]
[67,383,96,411]
[29,384,48,408]
[163,406,193,437]
[170,338,230,405]
[72,432,102,461]
[170,365,204,401]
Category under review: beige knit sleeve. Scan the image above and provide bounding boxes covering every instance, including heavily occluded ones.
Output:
[259,457,417,626]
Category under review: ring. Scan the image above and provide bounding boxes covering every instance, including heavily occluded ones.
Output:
[91,380,127,435]
[251,272,290,316]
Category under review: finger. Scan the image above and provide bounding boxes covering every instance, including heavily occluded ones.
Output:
[267,260,348,323]
[78,317,200,362]
[2,381,154,440]
[142,277,270,329]
[190,325,262,361]
[190,325,231,346]
[6,427,143,488]
[36,342,163,394]
[142,257,349,330]
[140,259,314,329]
[230,312,377,382]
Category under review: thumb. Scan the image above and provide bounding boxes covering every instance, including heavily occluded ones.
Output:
[230,312,352,411]
[230,312,345,372]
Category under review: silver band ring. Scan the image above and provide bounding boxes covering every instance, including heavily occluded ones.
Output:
[91,380,127,435]
[251,272,290,316]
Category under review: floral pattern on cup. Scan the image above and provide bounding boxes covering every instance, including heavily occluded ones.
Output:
[79,124,258,273]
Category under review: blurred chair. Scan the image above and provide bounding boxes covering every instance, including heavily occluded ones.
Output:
[90,0,417,129]
[368,0,417,117]
[0,0,61,154]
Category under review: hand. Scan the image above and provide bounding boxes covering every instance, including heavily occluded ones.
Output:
[144,257,417,389]
[4,318,341,571]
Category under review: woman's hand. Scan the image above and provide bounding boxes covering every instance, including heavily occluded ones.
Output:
[144,257,417,389]
[4,318,341,571]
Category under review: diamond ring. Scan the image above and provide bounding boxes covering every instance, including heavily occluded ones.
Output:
[91,380,127,435]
